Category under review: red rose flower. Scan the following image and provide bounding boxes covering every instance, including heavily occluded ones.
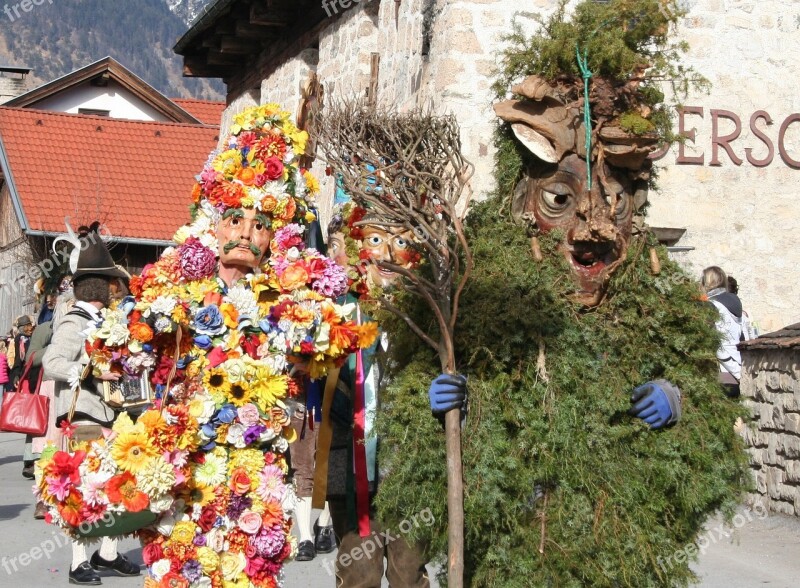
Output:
[142,542,164,565]
[197,507,218,533]
[239,334,261,359]
[263,157,284,181]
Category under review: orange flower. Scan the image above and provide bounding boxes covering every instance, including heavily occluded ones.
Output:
[261,499,284,526]
[159,571,190,588]
[191,182,203,204]
[283,304,314,327]
[229,467,252,495]
[329,324,358,356]
[106,472,150,512]
[237,166,256,185]
[220,302,239,329]
[261,194,278,212]
[278,265,309,291]
[354,320,379,349]
[204,291,223,307]
[58,489,84,527]
[129,322,154,343]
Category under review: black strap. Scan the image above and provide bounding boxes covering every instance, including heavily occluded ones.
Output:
[66,306,94,321]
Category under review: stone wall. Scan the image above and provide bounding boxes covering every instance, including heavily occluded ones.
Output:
[216,0,800,330]
[740,340,800,516]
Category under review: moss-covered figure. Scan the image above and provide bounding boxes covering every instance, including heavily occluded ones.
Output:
[372,2,749,586]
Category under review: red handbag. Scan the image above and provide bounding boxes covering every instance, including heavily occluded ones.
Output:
[0,357,47,435]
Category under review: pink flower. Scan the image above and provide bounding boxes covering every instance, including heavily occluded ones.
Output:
[238,510,263,535]
[273,224,305,253]
[256,464,286,502]
[46,475,72,501]
[237,403,260,427]
[178,237,217,280]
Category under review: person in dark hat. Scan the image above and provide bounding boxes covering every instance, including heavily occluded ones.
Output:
[42,230,139,585]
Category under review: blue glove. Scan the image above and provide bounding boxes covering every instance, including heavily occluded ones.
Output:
[428,374,467,414]
[629,380,682,429]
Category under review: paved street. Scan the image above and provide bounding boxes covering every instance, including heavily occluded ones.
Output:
[1,430,797,587]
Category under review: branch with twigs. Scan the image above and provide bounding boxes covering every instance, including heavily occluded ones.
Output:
[317,99,474,587]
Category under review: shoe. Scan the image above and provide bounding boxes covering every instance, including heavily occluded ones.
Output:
[89,551,140,576]
[21,461,34,480]
[69,562,101,585]
[34,501,47,520]
[296,540,316,561]
[315,523,337,554]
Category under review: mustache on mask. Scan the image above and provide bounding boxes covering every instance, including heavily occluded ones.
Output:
[223,240,263,257]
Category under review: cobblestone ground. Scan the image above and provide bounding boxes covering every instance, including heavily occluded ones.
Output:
[2,431,797,587]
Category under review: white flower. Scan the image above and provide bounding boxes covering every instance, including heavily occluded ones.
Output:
[149,495,174,514]
[105,323,130,347]
[149,295,177,316]
[82,472,112,506]
[283,146,295,165]
[150,559,171,581]
[225,285,258,322]
[263,179,287,196]
[294,168,307,195]
[226,423,247,449]
[272,437,288,453]
[259,427,277,443]
[286,247,300,261]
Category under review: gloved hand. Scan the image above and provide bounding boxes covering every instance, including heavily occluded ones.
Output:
[428,373,467,415]
[629,379,682,429]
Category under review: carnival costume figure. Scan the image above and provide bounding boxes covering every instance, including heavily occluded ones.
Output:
[374,3,749,586]
[35,104,376,588]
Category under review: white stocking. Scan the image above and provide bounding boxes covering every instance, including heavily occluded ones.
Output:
[296,496,314,542]
[99,536,118,561]
[317,501,332,527]
[71,540,88,571]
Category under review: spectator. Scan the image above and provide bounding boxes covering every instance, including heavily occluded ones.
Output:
[727,275,758,340]
[9,314,33,389]
[43,234,139,585]
[0,339,9,394]
[702,266,743,396]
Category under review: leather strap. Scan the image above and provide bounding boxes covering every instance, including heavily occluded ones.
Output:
[311,367,341,508]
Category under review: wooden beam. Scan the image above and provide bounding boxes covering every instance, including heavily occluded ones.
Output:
[183,56,229,79]
[220,36,259,55]
[235,20,280,39]
[250,3,292,27]
[205,50,243,66]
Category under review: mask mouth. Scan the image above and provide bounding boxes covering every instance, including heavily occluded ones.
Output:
[568,243,617,277]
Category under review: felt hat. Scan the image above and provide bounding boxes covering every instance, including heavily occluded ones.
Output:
[16,315,32,327]
[72,237,128,280]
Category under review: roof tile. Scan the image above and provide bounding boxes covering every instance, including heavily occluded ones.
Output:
[0,107,220,242]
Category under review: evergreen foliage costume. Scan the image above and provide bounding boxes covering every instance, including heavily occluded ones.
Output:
[372,2,750,586]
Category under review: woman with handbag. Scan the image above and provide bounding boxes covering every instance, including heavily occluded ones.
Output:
[0,339,9,394]
[43,235,140,586]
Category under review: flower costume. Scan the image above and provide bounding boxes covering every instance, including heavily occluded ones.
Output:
[36,104,376,588]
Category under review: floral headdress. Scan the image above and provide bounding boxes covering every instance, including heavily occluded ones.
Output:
[179,103,320,255]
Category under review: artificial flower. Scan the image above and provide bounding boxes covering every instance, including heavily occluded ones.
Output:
[106,472,150,512]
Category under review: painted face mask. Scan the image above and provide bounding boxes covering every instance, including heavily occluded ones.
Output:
[359,225,416,290]
[495,75,657,306]
[217,208,274,270]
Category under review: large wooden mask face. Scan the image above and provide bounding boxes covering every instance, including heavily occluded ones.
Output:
[513,154,644,306]
[495,75,657,307]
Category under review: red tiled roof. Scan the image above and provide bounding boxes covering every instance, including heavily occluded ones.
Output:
[0,107,219,242]
[172,99,225,126]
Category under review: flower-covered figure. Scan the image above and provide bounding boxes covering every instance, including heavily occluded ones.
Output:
[35,104,376,588]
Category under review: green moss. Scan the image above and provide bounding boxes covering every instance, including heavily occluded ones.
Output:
[620,111,656,135]
[374,198,750,587]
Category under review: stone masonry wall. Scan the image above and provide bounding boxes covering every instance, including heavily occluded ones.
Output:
[217,0,799,330]
[740,349,800,516]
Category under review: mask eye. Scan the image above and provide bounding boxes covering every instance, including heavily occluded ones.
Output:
[539,182,573,216]
[393,237,409,250]
[366,235,383,247]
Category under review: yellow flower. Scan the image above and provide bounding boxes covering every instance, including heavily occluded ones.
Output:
[203,367,231,398]
[213,149,243,176]
[111,412,142,436]
[303,170,320,195]
[187,279,218,304]
[220,302,239,330]
[227,448,265,481]
[112,433,157,473]
[219,551,246,581]
[171,520,197,545]
[189,482,216,507]
[226,381,253,407]
[252,368,287,411]
[196,547,219,574]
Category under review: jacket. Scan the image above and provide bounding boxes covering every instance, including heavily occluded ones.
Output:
[0,352,8,384]
[43,305,116,427]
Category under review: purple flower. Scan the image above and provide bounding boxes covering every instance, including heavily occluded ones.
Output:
[181,560,202,583]
[192,534,206,547]
[227,493,253,520]
[244,424,266,445]
[250,522,286,558]
[178,237,217,280]
[312,260,349,298]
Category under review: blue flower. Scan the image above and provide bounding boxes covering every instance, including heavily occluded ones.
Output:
[200,423,218,439]
[258,318,275,334]
[194,305,225,336]
[194,334,212,349]
[216,403,237,424]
